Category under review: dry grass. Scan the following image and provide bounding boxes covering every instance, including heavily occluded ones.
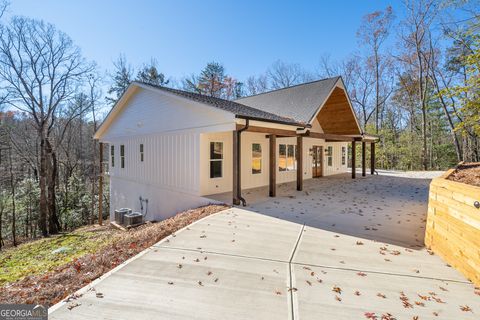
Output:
[448,162,480,187]
[0,204,228,306]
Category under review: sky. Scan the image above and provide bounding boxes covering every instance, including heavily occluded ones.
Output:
[8,0,407,83]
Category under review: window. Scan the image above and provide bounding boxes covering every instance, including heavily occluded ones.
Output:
[210,142,223,178]
[140,144,144,162]
[252,143,262,174]
[111,145,114,167]
[327,146,333,167]
[341,146,346,165]
[120,145,125,168]
[279,144,296,172]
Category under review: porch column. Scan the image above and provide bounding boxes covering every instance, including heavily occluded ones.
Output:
[98,142,104,225]
[232,131,241,205]
[296,136,303,191]
[371,142,376,175]
[269,134,276,197]
[362,141,366,177]
[351,140,356,179]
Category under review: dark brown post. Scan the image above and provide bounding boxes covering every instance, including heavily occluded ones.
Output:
[296,136,303,191]
[351,140,356,179]
[98,142,104,225]
[232,131,240,205]
[371,142,375,175]
[269,134,276,197]
[362,141,366,177]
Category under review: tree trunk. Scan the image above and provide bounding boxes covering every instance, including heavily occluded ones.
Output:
[39,136,48,237]
[46,139,60,234]
[9,148,17,246]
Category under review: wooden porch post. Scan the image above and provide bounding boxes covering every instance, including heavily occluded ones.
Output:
[296,136,303,191]
[362,141,366,177]
[269,134,276,197]
[98,142,103,226]
[351,140,356,179]
[232,131,241,205]
[371,142,376,175]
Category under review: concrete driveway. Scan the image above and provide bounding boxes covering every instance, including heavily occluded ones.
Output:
[50,173,479,319]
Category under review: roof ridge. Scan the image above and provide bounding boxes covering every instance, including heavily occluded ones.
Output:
[235,76,341,101]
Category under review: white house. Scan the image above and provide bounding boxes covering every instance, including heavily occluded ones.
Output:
[94,76,377,221]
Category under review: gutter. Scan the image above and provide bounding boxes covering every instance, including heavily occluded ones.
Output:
[235,115,310,129]
[235,119,249,207]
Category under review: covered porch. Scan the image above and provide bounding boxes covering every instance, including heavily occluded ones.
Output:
[231,121,378,206]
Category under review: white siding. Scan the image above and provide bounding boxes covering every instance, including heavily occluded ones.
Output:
[102,87,236,221]
[109,131,200,194]
[102,88,235,140]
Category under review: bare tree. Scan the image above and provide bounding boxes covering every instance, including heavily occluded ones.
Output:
[267,60,312,89]
[357,6,395,133]
[398,0,438,169]
[245,74,268,96]
[0,17,93,236]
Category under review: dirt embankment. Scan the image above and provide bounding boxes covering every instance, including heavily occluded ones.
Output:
[447,162,480,187]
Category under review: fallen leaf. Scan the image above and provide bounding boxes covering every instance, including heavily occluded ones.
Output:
[377,293,386,299]
[306,280,312,286]
[332,286,342,294]
[364,312,377,320]
[460,305,472,312]
[357,272,367,277]
[335,295,342,301]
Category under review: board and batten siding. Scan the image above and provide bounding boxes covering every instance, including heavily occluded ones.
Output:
[200,131,349,196]
[101,87,235,220]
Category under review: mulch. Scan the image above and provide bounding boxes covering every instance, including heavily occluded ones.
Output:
[447,162,480,187]
[0,204,228,307]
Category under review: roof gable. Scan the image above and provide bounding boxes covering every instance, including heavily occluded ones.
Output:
[235,77,340,125]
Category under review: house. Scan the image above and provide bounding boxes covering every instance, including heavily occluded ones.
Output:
[94,76,377,221]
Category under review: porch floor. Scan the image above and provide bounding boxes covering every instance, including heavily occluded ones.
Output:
[207,170,444,248]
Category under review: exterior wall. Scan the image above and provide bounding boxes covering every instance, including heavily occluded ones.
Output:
[425,170,480,286]
[102,88,236,221]
[199,131,349,196]
[101,87,235,140]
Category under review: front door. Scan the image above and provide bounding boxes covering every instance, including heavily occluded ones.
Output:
[312,146,323,178]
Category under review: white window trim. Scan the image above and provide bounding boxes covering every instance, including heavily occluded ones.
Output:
[278,143,297,172]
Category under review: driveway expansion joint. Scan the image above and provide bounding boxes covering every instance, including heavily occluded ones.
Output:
[288,224,305,320]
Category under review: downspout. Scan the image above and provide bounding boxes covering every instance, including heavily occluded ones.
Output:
[236,119,249,206]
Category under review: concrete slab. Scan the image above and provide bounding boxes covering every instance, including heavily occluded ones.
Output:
[246,174,432,248]
[50,247,292,320]
[292,226,468,282]
[291,263,480,320]
[156,208,303,262]
[50,171,480,319]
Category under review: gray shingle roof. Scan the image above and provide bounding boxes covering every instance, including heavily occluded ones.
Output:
[135,82,306,127]
[235,77,340,125]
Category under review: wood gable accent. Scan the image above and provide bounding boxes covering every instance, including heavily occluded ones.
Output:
[315,87,361,135]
